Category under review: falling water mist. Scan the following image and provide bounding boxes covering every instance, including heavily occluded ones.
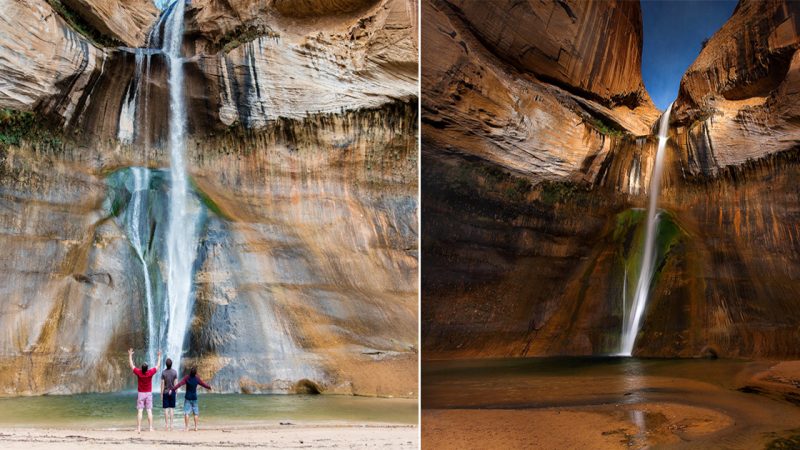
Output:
[124,168,156,368]
[620,101,674,356]
[161,0,199,378]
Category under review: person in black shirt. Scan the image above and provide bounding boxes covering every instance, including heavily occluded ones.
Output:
[160,358,178,431]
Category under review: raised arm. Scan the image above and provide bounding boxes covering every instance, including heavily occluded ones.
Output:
[127,348,135,371]
[155,350,162,371]
[197,377,212,391]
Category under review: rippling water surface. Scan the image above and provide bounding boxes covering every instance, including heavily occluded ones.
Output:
[0,393,417,427]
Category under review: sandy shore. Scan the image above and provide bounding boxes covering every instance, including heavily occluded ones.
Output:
[0,423,419,449]
[423,402,732,450]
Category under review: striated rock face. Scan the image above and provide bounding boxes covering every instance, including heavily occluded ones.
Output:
[272,0,380,17]
[673,0,800,170]
[422,0,658,185]
[61,0,159,47]
[0,0,103,114]
[198,0,418,128]
[0,0,417,396]
[423,0,800,360]
[444,0,649,105]
[422,0,659,358]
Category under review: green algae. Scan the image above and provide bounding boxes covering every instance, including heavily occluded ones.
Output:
[189,178,234,221]
[612,208,686,322]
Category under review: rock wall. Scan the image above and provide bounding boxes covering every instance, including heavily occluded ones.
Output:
[0,0,418,396]
[0,0,103,114]
[60,0,159,47]
[422,0,658,185]
[422,0,800,359]
[443,0,649,104]
[673,0,800,170]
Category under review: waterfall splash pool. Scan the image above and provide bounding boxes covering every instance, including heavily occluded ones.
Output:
[0,394,417,428]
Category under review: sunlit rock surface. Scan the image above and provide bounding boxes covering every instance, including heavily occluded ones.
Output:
[61,0,159,47]
[0,0,103,114]
[423,0,800,360]
[422,0,659,185]
[672,0,800,170]
[0,0,417,396]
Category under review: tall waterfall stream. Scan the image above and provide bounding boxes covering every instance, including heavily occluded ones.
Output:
[620,102,674,356]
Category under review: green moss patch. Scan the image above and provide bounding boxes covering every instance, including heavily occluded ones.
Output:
[0,109,63,150]
[612,208,686,310]
[189,178,233,221]
[587,117,625,137]
[216,24,279,53]
[538,181,581,206]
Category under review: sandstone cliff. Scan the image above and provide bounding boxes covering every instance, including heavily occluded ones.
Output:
[0,0,418,397]
[422,0,658,185]
[61,0,159,47]
[673,0,800,172]
[423,0,800,359]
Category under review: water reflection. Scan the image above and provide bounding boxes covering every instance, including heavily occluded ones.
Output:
[628,409,647,444]
[423,357,800,448]
[621,357,645,404]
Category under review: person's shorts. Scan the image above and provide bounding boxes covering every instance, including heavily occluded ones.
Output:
[162,391,177,409]
[183,399,199,415]
[136,392,153,410]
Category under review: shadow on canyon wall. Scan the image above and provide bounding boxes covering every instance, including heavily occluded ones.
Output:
[422,0,800,359]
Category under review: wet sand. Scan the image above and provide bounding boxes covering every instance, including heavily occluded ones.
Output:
[424,403,732,449]
[423,358,800,449]
[0,422,418,448]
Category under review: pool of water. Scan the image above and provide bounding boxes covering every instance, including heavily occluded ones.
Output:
[423,356,770,409]
[423,357,800,448]
[0,393,418,428]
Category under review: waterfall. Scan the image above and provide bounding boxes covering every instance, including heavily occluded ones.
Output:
[153,0,174,9]
[162,0,199,378]
[620,102,674,356]
[125,168,157,375]
[117,52,141,144]
[112,0,198,377]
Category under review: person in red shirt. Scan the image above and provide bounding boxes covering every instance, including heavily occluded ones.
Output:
[128,348,162,433]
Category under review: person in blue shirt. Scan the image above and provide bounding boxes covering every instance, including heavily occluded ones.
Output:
[169,366,213,431]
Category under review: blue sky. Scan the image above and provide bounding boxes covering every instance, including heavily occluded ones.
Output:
[641,0,738,110]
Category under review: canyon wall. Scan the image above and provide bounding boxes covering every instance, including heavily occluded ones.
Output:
[422,0,800,359]
[0,0,418,396]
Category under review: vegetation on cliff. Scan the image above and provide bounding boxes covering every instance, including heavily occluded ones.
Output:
[613,208,685,299]
[216,24,280,53]
[0,109,63,150]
